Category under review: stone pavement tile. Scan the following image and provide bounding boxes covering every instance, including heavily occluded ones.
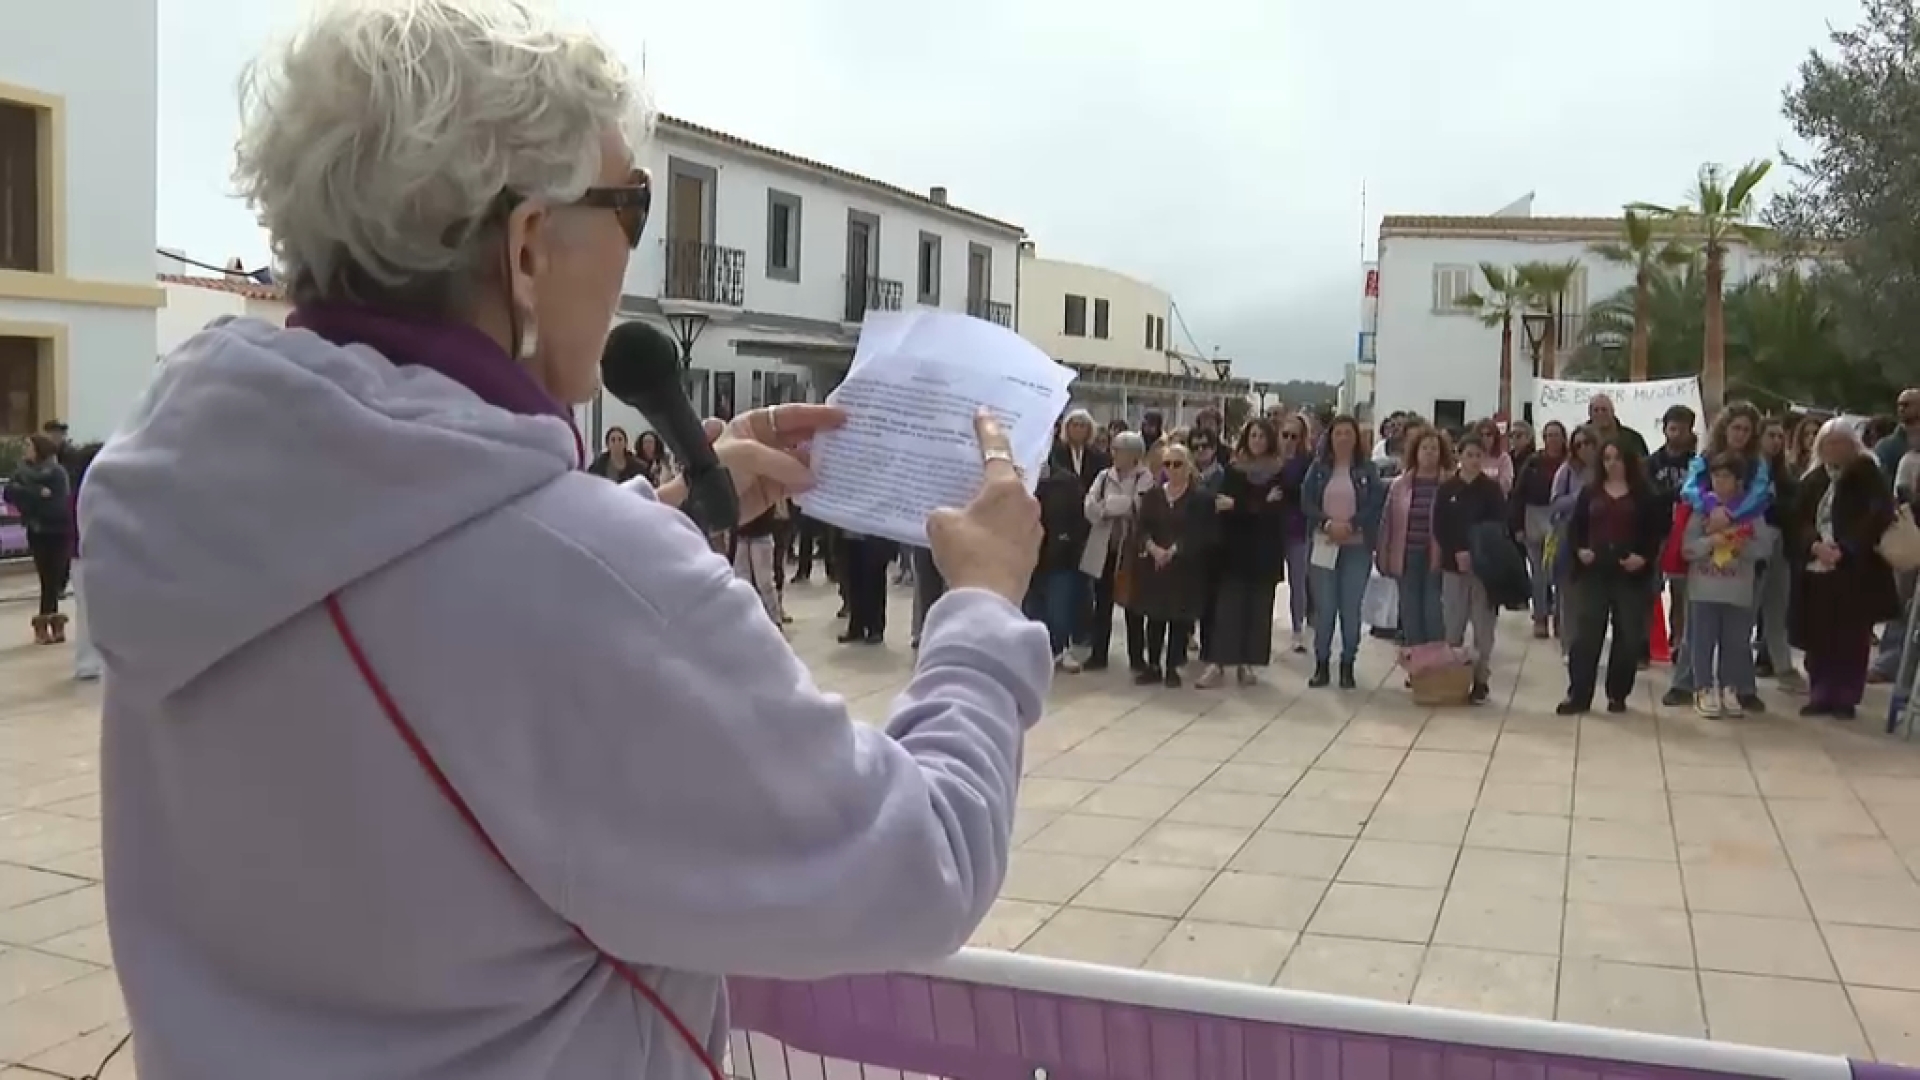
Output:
[1768,796,1882,840]
[1314,745,1405,774]
[0,885,103,948]
[1431,891,1563,956]
[1691,912,1837,981]
[0,947,96,1007]
[1449,848,1566,901]
[1396,750,1488,780]
[1122,822,1252,871]
[1018,908,1173,967]
[1785,833,1915,881]
[1699,972,1871,1057]
[1199,762,1303,797]
[1850,986,1920,1067]
[1164,789,1279,829]
[1562,902,1696,968]
[0,811,96,867]
[1476,782,1573,816]
[1016,777,1100,813]
[1411,946,1558,1021]
[1022,813,1152,861]
[1678,863,1809,919]
[1275,935,1424,1003]
[1464,809,1570,855]
[0,865,88,911]
[1572,817,1679,862]
[1410,718,1497,754]
[1264,797,1371,838]
[1379,775,1482,813]
[1188,871,1326,931]
[36,922,114,967]
[1290,768,1392,803]
[968,899,1054,951]
[1754,769,1856,800]
[1802,874,1920,930]
[1115,756,1217,789]
[1359,806,1471,846]
[22,1021,133,1079]
[1074,782,1187,821]
[1572,784,1671,826]
[1335,840,1458,890]
[1030,749,1142,783]
[1823,924,1920,991]
[1072,861,1213,919]
[1556,958,1706,1039]
[1566,856,1685,909]
[1664,764,1759,797]
[1000,850,1106,905]
[1303,883,1442,945]
[1144,921,1296,983]
[1227,831,1351,880]
[0,966,125,1063]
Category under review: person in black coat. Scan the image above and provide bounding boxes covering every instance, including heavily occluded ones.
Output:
[1034,458,1093,670]
[1437,435,1509,702]
[1127,443,1216,687]
[1198,419,1287,687]
[4,434,72,644]
[1791,421,1899,719]
[1558,434,1668,715]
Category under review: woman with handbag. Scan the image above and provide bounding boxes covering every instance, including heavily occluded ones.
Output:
[1083,431,1154,672]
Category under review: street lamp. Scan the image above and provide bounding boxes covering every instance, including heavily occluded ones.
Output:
[1520,311,1550,376]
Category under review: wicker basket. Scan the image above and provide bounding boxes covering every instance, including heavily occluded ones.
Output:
[1410,662,1475,707]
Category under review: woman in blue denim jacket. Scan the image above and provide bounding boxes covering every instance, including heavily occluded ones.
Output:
[1301,416,1386,688]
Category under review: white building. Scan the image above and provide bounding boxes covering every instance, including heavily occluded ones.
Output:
[0,0,162,442]
[596,115,1025,446]
[1371,207,1768,430]
[156,270,292,355]
[1017,247,1171,373]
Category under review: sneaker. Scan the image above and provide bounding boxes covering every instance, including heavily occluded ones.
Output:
[1775,669,1808,694]
[1695,689,1723,718]
[1195,663,1224,688]
[1719,689,1743,718]
[1056,652,1083,674]
[1661,687,1690,708]
[1736,692,1766,715]
[1469,680,1490,704]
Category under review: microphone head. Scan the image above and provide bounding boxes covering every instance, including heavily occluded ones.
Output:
[600,320,685,411]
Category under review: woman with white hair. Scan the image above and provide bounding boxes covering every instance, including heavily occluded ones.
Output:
[1082,429,1154,670]
[77,2,1047,1077]
[1789,418,1899,719]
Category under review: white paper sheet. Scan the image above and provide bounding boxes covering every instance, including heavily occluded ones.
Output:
[795,310,1076,548]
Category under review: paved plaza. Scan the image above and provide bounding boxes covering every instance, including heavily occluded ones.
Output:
[4,576,1920,1075]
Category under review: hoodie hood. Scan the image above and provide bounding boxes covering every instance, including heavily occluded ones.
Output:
[81,316,581,697]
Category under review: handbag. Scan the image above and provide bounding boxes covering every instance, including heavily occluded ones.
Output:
[1881,506,1920,570]
[1660,503,1692,576]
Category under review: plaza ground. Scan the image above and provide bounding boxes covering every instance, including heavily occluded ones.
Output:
[3,577,1920,1075]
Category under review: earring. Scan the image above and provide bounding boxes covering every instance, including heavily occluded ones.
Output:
[516,314,539,363]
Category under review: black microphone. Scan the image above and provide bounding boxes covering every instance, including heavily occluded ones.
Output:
[600,321,738,535]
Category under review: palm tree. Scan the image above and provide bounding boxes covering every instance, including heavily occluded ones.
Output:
[1573,262,1707,381]
[1589,210,1693,382]
[1517,260,1582,381]
[1457,263,1528,421]
[1631,159,1772,414]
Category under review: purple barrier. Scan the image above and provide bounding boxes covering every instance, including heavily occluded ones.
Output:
[727,949,1908,1080]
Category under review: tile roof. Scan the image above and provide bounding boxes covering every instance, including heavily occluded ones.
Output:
[159,273,286,303]
[657,114,1024,236]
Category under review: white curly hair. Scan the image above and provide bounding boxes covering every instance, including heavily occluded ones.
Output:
[234,0,651,311]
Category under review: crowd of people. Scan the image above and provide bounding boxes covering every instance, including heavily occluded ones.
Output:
[582,390,1920,728]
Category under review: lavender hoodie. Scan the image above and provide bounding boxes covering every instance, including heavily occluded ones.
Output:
[80,315,1051,1079]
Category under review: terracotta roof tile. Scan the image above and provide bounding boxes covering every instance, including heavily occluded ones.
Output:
[159,273,286,303]
[658,114,1024,236]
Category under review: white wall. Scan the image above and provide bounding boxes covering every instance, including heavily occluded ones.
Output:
[624,125,1022,329]
[157,282,291,355]
[1371,231,1766,426]
[2,0,158,441]
[1017,254,1171,372]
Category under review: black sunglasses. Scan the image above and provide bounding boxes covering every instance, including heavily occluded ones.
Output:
[491,168,653,250]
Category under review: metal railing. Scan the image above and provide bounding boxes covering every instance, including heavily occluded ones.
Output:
[662,239,746,306]
[843,274,904,322]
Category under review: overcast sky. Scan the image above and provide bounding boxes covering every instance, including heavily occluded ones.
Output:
[158,0,1864,382]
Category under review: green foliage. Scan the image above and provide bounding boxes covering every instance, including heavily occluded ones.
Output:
[0,438,20,478]
[1223,395,1252,432]
[1458,262,1526,327]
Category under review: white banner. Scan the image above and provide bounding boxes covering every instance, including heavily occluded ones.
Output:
[1535,376,1703,448]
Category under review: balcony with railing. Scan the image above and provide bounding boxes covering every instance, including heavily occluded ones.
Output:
[964,298,1013,327]
[843,274,903,322]
[662,239,746,306]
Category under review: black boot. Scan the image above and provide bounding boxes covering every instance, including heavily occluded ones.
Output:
[1308,661,1331,688]
[1338,662,1357,690]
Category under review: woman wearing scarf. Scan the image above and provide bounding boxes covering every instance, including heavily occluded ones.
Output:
[1276,413,1316,652]
[1129,442,1216,687]
[1511,420,1567,638]
[1549,425,1600,654]
[1082,431,1155,672]
[1791,419,1898,720]
[1197,419,1288,687]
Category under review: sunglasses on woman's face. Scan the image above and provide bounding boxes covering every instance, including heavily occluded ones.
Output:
[574,168,653,249]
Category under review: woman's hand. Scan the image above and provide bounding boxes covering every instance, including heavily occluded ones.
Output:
[655,403,846,525]
[926,411,1042,606]
[1214,494,1234,511]
[1813,540,1842,567]
[1578,548,1597,565]
[1267,487,1284,503]
[1621,553,1647,573]
[1326,520,1353,544]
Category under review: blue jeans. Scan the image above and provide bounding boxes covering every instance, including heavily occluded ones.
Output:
[1689,600,1757,695]
[1525,536,1553,621]
[1310,546,1371,665]
[1043,569,1086,656]
[1397,549,1445,646]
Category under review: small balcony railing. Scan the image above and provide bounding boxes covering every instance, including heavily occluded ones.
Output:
[965,297,1013,327]
[662,239,746,306]
[843,274,903,322]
